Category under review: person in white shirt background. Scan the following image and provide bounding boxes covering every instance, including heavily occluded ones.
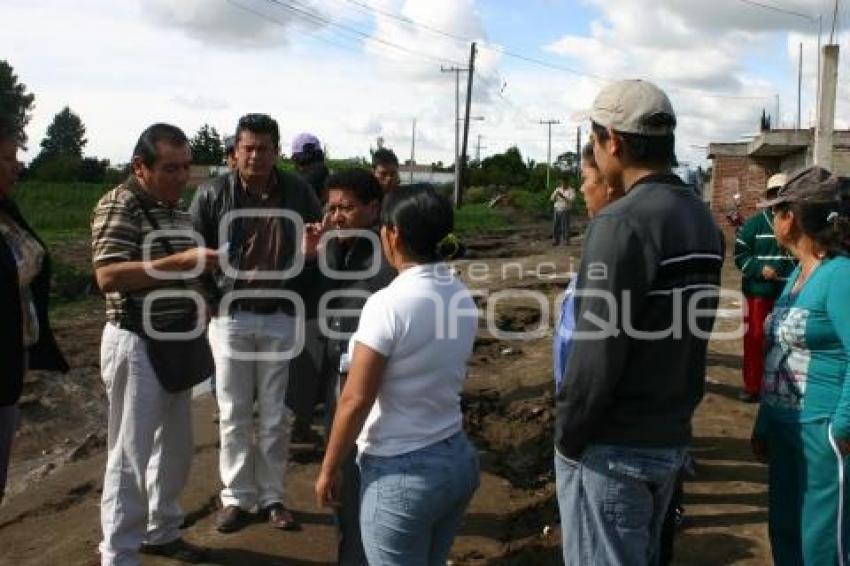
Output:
[550,179,576,246]
[315,185,480,566]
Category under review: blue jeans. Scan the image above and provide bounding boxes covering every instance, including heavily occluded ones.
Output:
[358,431,480,566]
[555,444,686,566]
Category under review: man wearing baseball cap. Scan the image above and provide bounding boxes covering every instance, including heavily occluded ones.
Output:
[554,79,724,565]
[734,173,797,403]
[291,133,329,201]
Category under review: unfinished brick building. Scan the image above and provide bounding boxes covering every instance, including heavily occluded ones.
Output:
[708,129,850,232]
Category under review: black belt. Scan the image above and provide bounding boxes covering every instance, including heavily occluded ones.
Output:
[231,301,293,315]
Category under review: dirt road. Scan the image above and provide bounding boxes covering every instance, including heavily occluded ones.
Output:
[0,225,769,565]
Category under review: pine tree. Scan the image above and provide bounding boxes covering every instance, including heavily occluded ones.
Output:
[0,60,36,146]
[190,124,224,165]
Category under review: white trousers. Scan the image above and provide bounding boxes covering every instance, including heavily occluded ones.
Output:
[209,311,296,510]
[98,323,193,566]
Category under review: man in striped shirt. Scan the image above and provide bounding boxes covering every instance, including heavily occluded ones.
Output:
[91,123,218,565]
[734,173,797,403]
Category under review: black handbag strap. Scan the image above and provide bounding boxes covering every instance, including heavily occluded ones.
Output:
[132,190,189,289]
[135,194,175,254]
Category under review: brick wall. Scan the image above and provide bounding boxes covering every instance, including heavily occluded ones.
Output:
[709,155,780,236]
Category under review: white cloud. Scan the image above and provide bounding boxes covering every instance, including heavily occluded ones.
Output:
[3,0,842,170]
[539,0,841,165]
[140,0,326,48]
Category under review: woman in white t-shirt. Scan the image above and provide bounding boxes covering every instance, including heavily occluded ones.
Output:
[316,186,480,566]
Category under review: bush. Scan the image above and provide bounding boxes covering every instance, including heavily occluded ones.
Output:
[29,155,81,182]
[507,189,549,217]
[464,185,501,205]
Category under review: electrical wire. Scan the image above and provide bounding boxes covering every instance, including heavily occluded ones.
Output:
[260,0,465,67]
[731,0,817,21]
[336,0,773,100]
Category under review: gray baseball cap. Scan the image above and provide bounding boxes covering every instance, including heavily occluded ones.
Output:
[758,165,842,208]
[590,79,676,136]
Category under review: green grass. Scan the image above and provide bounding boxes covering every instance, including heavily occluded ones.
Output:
[455,203,510,234]
[12,181,110,244]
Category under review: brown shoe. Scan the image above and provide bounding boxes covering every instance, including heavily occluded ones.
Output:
[216,505,251,533]
[262,503,300,531]
[140,538,210,563]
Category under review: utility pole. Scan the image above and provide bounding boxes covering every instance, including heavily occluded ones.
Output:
[775,94,781,128]
[817,14,823,125]
[475,134,487,163]
[539,119,560,190]
[441,63,469,208]
[409,118,416,184]
[798,42,803,129]
[814,44,839,169]
[458,42,477,208]
[575,126,581,178]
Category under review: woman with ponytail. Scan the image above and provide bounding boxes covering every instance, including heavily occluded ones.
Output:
[316,186,480,565]
[751,166,850,565]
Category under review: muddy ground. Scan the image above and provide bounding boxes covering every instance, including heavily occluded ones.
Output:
[0,225,769,565]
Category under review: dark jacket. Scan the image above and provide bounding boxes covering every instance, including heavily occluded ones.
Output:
[299,163,329,200]
[0,198,69,406]
[555,173,724,458]
[189,168,323,313]
[321,231,396,373]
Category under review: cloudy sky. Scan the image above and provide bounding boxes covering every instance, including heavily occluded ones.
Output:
[4,0,849,167]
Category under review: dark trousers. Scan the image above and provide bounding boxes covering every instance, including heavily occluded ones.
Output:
[0,404,19,502]
[553,210,570,245]
[325,371,368,566]
[285,318,326,419]
[659,473,685,565]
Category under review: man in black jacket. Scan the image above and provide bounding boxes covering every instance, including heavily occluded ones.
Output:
[318,168,395,565]
[554,80,724,565]
[190,114,322,533]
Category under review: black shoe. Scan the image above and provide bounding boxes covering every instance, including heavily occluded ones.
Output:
[738,391,760,403]
[215,505,252,533]
[261,502,300,531]
[291,419,321,445]
[140,538,210,563]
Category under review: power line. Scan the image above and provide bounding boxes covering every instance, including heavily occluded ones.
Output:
[336,0,772,100]
[257,0,465,67]
[225,0,358,52]
[268,0,775,104]
[731,0,817,21]
[341,0,471,44]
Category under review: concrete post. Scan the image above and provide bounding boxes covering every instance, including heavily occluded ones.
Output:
[814,45,839,169]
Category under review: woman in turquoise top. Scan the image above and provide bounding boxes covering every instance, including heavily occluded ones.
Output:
[751,166,850,565]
